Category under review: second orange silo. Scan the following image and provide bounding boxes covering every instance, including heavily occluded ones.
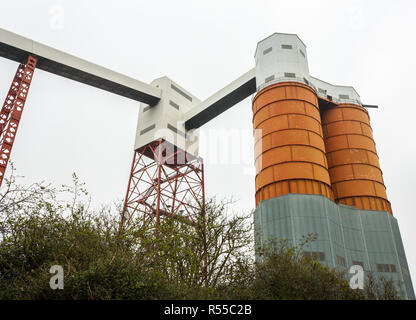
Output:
[321,104,392,214]
[253,82,333,206]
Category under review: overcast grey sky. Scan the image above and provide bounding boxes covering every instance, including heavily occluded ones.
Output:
[1,0,416,286]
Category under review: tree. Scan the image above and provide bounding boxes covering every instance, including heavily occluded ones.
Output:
[117,198,254,299]
[0,168,404,300]
[0,169,254,299]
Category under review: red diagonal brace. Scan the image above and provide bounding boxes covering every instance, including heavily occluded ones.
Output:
[0,56,37,187]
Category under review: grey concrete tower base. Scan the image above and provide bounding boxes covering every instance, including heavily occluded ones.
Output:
[254,194,415,299]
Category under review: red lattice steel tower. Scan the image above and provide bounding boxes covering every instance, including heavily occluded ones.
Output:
[120,139,205,230]
[0,55,37,187]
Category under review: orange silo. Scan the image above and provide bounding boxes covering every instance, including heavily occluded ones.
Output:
[321,103,392,214]
[253,81,333,206]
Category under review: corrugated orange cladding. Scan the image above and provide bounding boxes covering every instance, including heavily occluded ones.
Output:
[321,104,392,214]
[252,82,333,207]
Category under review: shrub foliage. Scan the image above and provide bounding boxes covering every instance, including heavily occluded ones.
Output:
[0,169,402,299]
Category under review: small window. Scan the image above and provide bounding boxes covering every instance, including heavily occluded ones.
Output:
[336,255,346,267]
[171,84,192,102]
[167,123,186,138]
[339,94,350,99]
[140,124,155,135]
[169,100,180,110]
[304,251,325,261]
[263,47,272,55]
[318,88,327,95]
[299,49,306,58]
[284,72,296,78]
[352,260,364,269]
[265,75,275,83]
[376,264,396,273]
[281,44,293,50]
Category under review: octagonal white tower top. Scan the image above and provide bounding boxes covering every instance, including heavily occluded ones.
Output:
[255,33,310,91]
[254,33,362,105]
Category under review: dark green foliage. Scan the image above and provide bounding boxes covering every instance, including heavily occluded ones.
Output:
[0,168,403,299]
[252,236,362,299]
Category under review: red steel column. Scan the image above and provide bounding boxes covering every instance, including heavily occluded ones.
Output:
[0,56,37,187]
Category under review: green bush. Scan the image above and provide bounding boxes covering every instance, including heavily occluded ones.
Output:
[0,169,402,300]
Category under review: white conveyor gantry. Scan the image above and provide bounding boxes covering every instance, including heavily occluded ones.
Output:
[0,28,161,106]
[184,68,256,130]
